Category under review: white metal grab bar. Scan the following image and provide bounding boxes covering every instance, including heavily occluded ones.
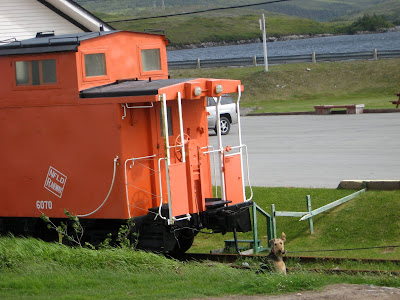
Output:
[124,154,158,219]
[201,145,218,197]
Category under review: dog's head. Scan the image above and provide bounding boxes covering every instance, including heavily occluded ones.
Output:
[269,232,286,256]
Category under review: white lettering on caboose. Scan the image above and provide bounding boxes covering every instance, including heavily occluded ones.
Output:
[44,166,67,198]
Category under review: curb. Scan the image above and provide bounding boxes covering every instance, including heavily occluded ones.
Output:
[338,180,400,190]
[245,108,400,116]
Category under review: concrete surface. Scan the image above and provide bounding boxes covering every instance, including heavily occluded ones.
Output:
[209,113,400,188]
[338,180,400,190]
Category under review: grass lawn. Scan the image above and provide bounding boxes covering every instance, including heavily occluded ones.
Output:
[0,232,398,299]
[170,58,400,113]
[0,189,398,299]
[190,188,400,261]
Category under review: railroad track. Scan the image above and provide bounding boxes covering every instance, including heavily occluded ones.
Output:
[177,253,400,264]
[174,253,400,276]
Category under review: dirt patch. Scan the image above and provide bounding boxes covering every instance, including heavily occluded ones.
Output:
[192,284,400,300]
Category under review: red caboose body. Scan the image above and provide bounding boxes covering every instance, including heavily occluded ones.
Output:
[0,31,252,252]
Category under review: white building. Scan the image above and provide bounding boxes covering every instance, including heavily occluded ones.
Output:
[0,0,113,42]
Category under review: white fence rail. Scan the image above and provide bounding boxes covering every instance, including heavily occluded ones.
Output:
[168,49,400,69]
[271,189,366,236]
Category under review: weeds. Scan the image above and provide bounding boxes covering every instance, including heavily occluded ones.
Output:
[40,210,139,251]
[40,209,84,246]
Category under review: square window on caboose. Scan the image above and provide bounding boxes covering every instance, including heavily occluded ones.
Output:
[84,53,107,77]
[141,49,161,72]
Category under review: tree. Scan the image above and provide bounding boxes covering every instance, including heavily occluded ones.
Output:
[346,14,392,34]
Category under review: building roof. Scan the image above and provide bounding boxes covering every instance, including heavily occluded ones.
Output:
[80,79,193,98]
[0,31,116,56]
[0,0,113,43]
[39,0,114,32]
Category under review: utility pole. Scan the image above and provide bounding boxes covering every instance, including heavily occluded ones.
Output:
[259,13,268,72]
[161,0,165,10]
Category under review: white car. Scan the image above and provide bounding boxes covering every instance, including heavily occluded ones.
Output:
[206,94,238,135]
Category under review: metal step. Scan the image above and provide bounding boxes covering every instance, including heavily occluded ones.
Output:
[205,198,232,209]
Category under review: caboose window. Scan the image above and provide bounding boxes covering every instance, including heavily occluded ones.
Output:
[141,49,161,72]
[84,53,107,77]
[15,59,57,86]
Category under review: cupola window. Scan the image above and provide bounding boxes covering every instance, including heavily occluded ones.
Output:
[84,53,107,77]
[15,59,57,86]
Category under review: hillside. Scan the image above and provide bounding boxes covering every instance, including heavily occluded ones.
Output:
[170,58,400,112]
[75,0,399,22]
[74,0,398,47]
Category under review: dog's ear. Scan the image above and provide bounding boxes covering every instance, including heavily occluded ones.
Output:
[281,232,286,242]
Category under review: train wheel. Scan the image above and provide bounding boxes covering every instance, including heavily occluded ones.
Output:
[169,228,195,255]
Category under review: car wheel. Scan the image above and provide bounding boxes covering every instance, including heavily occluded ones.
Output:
[219,116,231,135]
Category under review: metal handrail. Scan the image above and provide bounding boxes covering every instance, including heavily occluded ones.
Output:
[201,145,218,197]
[124,154,157,219]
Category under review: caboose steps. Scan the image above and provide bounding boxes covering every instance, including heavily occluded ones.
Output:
[205,198,232,209]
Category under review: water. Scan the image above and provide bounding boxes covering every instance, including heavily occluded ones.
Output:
[167,31,400,61]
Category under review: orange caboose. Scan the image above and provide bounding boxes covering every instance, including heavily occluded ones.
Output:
[0,30,252,253]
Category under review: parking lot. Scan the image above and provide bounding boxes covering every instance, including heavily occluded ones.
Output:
[209,113,400,188]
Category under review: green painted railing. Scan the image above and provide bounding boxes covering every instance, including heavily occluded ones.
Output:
[271,189,366,236]
[251,202,274,254]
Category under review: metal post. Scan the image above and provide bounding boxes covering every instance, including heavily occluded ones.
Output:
[259,14,268,72]
[252,203,258,254]
[196,58,201,69]
[306,195,314,234]
[271,204,277,239]
[373,48,378,60]
[253,55,257,66]
[236,86,246,202]
[216,96,226,201]
[160,94,173,224]
[177,92,186,163]
[312,51,316,63]
[267,213,273,248]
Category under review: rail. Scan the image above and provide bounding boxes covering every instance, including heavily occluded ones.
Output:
[168,49,400,69]
[271,189,366,237]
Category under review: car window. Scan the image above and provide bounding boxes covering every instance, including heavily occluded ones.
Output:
[207,97,216,106]
[221,95,234,105]
[207,95,234,106]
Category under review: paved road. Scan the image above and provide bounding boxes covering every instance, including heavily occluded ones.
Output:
[209,113,400,188]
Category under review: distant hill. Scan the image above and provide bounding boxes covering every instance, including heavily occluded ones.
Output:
[74,0,398,46]
[74,0,399,22]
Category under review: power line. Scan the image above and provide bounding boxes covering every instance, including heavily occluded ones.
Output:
[107,0,293,24]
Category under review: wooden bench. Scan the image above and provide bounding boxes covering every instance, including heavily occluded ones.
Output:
[390,93,400,108]
[314,104,364,115]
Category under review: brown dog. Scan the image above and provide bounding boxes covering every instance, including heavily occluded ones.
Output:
[262,232,287,275]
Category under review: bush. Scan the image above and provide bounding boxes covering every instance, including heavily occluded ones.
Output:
[346,14,393,34]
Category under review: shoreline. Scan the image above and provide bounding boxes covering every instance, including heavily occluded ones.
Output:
[167,27,400,51]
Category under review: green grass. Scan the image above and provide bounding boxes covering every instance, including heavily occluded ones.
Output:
[107,14,346,47]
[170,58,400,112]
[0,236,398,299]
[0,188,399,298]
[190,188,400,260]
[80,1,399,46]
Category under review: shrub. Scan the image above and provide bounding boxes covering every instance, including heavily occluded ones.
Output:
[346,14,393,34]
